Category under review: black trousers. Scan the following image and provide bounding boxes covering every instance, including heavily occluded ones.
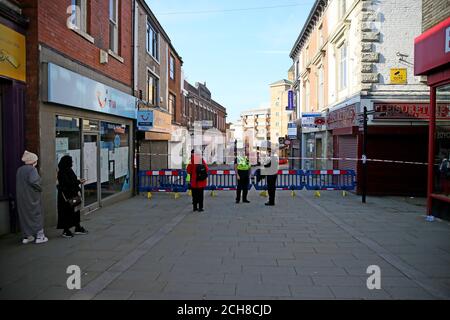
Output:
[267,175,277,205]
[192,188,204,210]
[236,170,250,202]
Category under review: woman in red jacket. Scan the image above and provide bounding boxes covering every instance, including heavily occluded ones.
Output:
[187,150,209,212]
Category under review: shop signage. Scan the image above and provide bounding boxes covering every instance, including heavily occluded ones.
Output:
[151,109,172,134]
[47,63,137,119]
[287,90,294,110]
[327,104,358,130]
[390,68,407,84]
[137,110,154,131]
[201,120,213,128]
[314,117,326,126]
[373,103,450,120]
[288,122,297,138]
[302,113,323,128]
[414,17,450,75]
[0,23,26,82]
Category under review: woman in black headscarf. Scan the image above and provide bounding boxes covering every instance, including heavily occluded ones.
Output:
[57,155,88,238]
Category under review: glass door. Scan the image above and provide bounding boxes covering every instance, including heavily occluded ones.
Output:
[82,133,99,210]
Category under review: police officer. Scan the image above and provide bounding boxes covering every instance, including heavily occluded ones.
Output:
[235,151,251,203]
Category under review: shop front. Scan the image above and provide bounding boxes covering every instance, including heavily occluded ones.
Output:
[138,108,171,171]
[0,16,27,235]
[301,113,329,170]
[328,104,360,173]
[42,63,136,224]
[414,17,450,218]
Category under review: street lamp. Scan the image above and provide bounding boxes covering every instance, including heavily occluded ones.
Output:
[359,106,376,204]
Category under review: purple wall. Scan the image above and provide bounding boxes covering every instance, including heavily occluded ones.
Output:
[1,80,26,232]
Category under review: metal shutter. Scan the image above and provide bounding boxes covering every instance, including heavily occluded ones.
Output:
[337,135,358,173]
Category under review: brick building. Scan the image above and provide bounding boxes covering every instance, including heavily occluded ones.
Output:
[15,0,137,229]
[184,81,227,164]
[290,0,430,196]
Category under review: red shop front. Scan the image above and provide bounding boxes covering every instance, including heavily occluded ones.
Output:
[414,17,450,218]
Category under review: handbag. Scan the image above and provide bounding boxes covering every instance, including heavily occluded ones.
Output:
[61,191,82,208]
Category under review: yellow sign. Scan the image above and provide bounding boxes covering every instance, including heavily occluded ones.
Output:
[0,23,26,82]
[390,68,407,84]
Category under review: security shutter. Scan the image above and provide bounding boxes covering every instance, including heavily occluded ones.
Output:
[337,135,357,173]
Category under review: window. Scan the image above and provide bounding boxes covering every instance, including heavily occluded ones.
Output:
[109,0,119,53]
[56,116,81,178]
[169,93,176,122]
[169,55,175,80]
[71,0,88,33]
[318,24,324,47]
[305,81,310,111]
[433,84,450,197]
[100,122,130,199]
[296,60,300,79]
[318,65,324,109]
[339,0,347,19]
[146,20,159,60]
[339,43,348,90]
[147,71,159,106]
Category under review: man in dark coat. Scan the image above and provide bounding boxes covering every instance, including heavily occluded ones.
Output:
[261,148,279,206]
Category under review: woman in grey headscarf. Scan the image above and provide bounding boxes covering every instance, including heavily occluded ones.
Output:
[16,151,48,244]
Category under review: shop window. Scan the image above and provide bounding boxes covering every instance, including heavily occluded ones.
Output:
[433,83,450,198]
[56,116,81,178]
[100,122,130,200]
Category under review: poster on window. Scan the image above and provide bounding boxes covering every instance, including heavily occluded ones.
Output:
[83,142,97,184]
[57,149,81,179]
[100,148,109,183]
[114,147,129,179]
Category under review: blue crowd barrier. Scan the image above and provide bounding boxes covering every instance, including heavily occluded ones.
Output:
[138,170,187,193]
[253,170,305,191]
[304,170,356,191]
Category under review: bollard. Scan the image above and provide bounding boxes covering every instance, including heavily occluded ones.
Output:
[314,191,321,198]
[147,192,152,199]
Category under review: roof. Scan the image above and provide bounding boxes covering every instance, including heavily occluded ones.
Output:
[270,79,293,86]
[289,0,328,59]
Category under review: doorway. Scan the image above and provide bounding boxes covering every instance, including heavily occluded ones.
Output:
[82,133,100,211]
[315,138,323,169]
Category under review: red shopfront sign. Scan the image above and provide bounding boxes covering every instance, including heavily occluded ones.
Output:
[374,103,450,120]
[327,104,358,130]
[414,17,450,75]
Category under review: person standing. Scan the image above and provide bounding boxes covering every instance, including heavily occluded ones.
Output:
[57,155,88,238]
[16,151,48,244]
[262,149,279,206]
[187,150,209,212]
[235,151,251,203]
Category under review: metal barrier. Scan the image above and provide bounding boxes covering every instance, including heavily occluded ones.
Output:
[205,170,252,191]
[305,170,356,191]
[138,170,187,193]
[253,170,305,191]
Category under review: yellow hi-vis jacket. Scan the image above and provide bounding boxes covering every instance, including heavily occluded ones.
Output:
[237,156,251,170]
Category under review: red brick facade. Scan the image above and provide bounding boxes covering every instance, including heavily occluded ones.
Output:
[168,46,184,126]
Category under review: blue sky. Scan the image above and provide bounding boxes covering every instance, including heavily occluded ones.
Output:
[146,0,315,122]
